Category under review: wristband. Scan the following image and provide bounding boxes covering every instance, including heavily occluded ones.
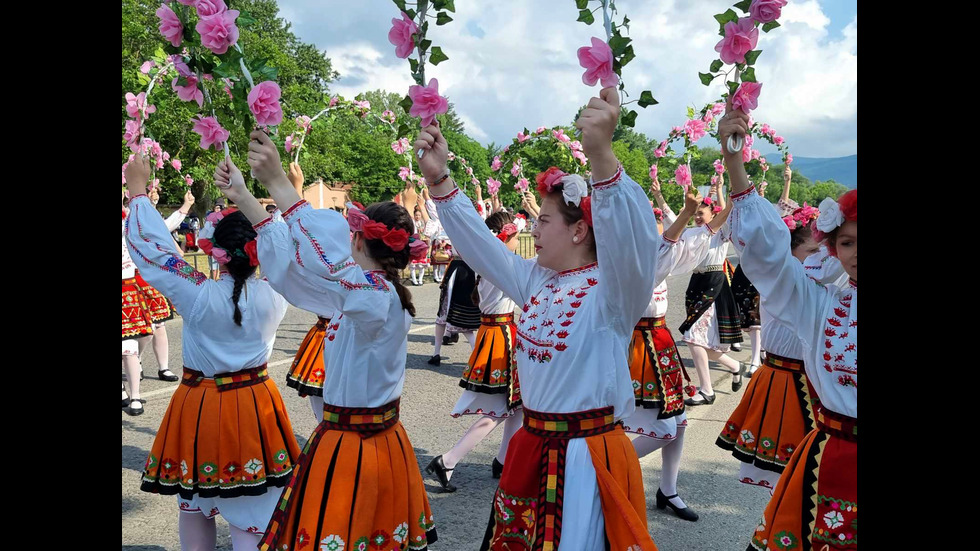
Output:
[425,170,451,187]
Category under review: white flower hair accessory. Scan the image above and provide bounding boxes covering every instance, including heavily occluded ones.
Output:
[560,174,589,207]
[815,197,844,233]
[513,215,527,233]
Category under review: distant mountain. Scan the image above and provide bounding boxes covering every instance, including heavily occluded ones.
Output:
[788,155,857,188]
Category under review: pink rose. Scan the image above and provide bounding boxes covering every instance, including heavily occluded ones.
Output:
[156,4,183,47]
[285,135,294,153]
[515,178,530,192]
[552,128,571,144]
[654,144,666,158]
[702,112,714,123]
[649,165,658,181]
[124,120,141,150]
[491,156,503,171]
[408,78,449,127]
[223,84,233,100]
[767,127,776,137]
[195,0,227,17]
[329,96,339,107]
[196,9,240,55]
[675,164,692,189]
[714,159,725,174]
[714,17,759,65]
[247,81,283,126]
[295,115,312,130]
[731,81,763,114]
[511,161,522,178]
[398,166,411,181]
[573,150,588,165]
[569,140,583,152]
[185,175,194,186]
[382,109,396,123]
[172,75,204,108]
[191,115,230,150]
[447,152,456,161]
[750,0,788,24]
[175,0,197,5]
[782,216,796,230]
[684,119,707,142]
[487,178,502,195]
[388,11,419,59]
[786,153,793,165]
[471,177,480,187]
[745,134,754,148]
[774,135,785,145]
[672,126,683,135]
[759,157,767,165]
[577,37,619,88]
[710,175,720,185]
[535,126,546,134]
[125,92,157,119]
[465,167,474,176]
[171,158,182,171]
[760,123,771,135]
[140,61,154,74]
[172,56,192,78]
[502,145,510,152]
[155,157,165,169]
[391,138,409,155]
[162,151,171,161]
[517,131,529,143]
[711,102,726,115]
[751,149,761,160]
[742,146,753,163]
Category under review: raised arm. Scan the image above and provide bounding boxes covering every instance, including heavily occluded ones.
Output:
[416,123,545,305]
[719,101,823,340]
[781,165,792,203]
[654,186,706,285]
[163,191,195,232]
[124,156,206,313]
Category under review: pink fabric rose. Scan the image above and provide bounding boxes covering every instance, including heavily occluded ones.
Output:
[684,119,707,142]
[172,75,204,107]
[491,156,503,171]
[517,131,529,143]
[155,157,165,169]
[156,4,183,47]
[247,81,283,126]
[649,165,658,182]
[196,9,240,55]
[675,164,692,189]
[172,56,192,78]
[447,152,456,161]
[171,158,182,171]
[465,167,474,176]
[295,115,312,130]
[124,120,141,151]
[191,115,230,150]
[391,138,409,155]
[702,112,714,123]
[516,177,530,192]
[751,149,761,160]
[284,135,294,153]
[487,178,502,196]
[759,157,767,165]
[786,153,793,164]
[125,92,157,119]
[732,81,763,114]
[553,128,571,144]
[569,140,583,152]
[382,110,396,123]
[329,96,339,107]
[750,0,788,24]
[140,61,155,74]
[710,175,720,186]
[714,17,759,65]
[742,146,754,163]
[782,216,796,231]
[185,175,194,186]
[745,134,754,148]
[774,135,785,145]
[408,78,449,127]
[195,0,227,17]
[388,11,419,59]
[502,145,510,153]
[398,166,411,181]
[714,159,725,174]
[535,126,546,135]
[711,102,726,115]
[577,37,619,88]
[511,161,522,178]
[654,144,666,158]
[573,150,588,165]
[760,123,771,136]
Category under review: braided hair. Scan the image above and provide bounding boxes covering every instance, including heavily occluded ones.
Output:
[361,202,417,317]
[211,210,258,326]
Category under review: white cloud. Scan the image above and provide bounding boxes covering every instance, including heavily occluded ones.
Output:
[276,0,856,157]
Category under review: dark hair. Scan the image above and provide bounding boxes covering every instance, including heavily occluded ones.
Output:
[211,210,258,326]
[472,211,516,307]
[361,201,417,317]
[789,223,815,252]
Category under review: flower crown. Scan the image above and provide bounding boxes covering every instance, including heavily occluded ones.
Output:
[346,205,428,261]
[534,166,593,227]
[782,202,820,232]
[495,223,519,244]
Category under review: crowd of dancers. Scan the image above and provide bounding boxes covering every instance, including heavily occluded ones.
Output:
[122,87,857,550]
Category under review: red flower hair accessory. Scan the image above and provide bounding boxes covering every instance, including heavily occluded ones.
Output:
[496,223,519,243]
[535,166,567,194]
[244,240,259,267]
[197,238,214,256]
[347,205,412,252]
[580,196,593,227]
[408,236,428,260]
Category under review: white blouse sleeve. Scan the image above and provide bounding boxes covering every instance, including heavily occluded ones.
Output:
[433,187,547,306]
[592,168,660,335]
[661,203,678,226]
[803,244,846,285]
[253,216,340,316]
[425,198,439,221]
[163,209,186,232]
[281,201,392,337]
[655,226,712,285]
[125,195,207,313]
[729,189,826,347]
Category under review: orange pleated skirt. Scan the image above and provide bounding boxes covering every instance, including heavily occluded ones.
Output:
[461,314,521,409]
[285,317,331,397]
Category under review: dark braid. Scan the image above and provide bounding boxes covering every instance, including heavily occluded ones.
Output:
[211,210,258,326]
[472,211,516,307]
[362,202,417,317]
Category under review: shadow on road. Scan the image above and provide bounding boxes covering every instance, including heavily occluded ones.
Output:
[122,419,161,438]
[122,444,150,472]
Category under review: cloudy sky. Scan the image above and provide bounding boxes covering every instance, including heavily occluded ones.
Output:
[276,0,856,158]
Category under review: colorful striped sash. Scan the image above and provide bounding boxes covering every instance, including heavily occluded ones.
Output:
[181,365,269,392]
[523,406,617,439]
[321,399,401,436]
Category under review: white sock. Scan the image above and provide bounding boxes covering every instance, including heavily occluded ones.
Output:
[178,511,217,551]
[660,426,687,509]
[433,324,446,356]
[497,409,524,463]
[442,415,503,479]
[749,326,762,366]
[229,524,262,551]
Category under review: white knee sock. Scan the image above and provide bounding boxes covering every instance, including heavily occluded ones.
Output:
[660,426,688,508]
[442,415,504,478]
[123,354,142,400]
[749,326,762,366]
[229,524,262,551]
[707,350,741,372]
[178,512,217,551]
[153,322,170,373]
[464,331,476,349]
[687,343,714,395]
[433,323,447,356]
[632,435,669,459]
[497,409,524,463]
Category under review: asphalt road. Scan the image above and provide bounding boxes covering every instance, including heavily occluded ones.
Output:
[122,269,769,550]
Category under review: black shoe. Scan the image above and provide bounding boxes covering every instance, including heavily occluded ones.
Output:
[427,355,442,366]
[732,362,747,392]
[451,333,459,343]
[125,399,145,416]
[492,457,504,479]
[442,336,453,346]
[731,342,742,352]
[158,369,179,382]
[426,455,457,492]
[656,488,699,522]
[684,390,715,406]
[745,363,760,379]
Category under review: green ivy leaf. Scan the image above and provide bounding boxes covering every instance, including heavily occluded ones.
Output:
[405,8,416,19]
[714,9,738,26]
[255,65,277,81]
[429,46,449,65]
[733,0,752,13]
[609,36,630,56]
[409,58,419,73]
[728,80,740,95]
[137,73,151,86]
[164,43,181,55]
[637,90,658,108]
[741,67,757,83]
[397,121,412,139]
[710,59,723,72]
[698,72,715,86]
[399,94,413,114]
[237,11,256,27]
[621,109,638,128]
[622,15,630,31]
[762,20,781,33]
[686,106,696,119]
[436,11,453,25]
[154,47,167,61]
[213,61,238,78]
[393,0,407,12]
[619,45,635,67]
[576,0,588,9]
[744,50,762,66]
[419,38,432,51]
[442,0,456,12]
[577,9,595,24]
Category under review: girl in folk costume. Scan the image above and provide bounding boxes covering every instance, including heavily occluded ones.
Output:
[420,87,659,550]
[427,208,483,366]
[718,106,857,551]
[410,203,431,285]
[135,188,197,384]
[122,197,153,416]
[715,203,824,492]
[220,131,437,551]
[426,212,525,493]
[679,178,750,406]
[626,182,721,522]
[124,157,300,550]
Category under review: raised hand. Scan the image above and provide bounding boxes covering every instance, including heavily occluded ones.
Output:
[574,86,620,180]
[214,156,249,204]
[783,165,792,183]
[124,155,152,196]
[247,130,286,185]
[413,121,450,183]
[650,177,662,196]
[683,186,702,213]
[287,162,305,190]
